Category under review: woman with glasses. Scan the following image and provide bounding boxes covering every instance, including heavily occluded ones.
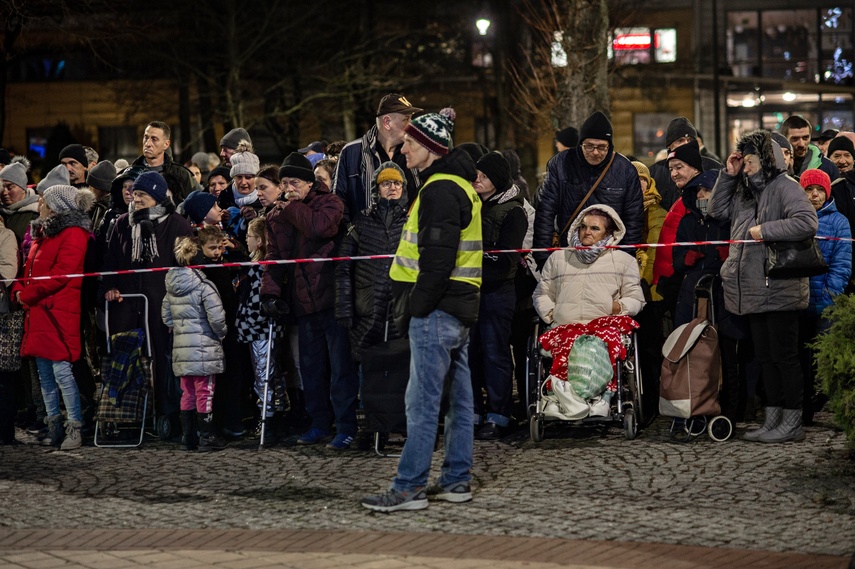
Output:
[533,111,644,270]
[335,162,409,359]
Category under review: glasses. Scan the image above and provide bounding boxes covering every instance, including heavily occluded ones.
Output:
[581,143,609,154]
[380,180,403,189]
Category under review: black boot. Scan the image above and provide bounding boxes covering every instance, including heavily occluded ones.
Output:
[197,413,227,451]
[180,411,198,451]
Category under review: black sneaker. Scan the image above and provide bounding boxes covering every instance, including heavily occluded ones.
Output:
[474,422,503,441]
[26,420,47,436]
[426,481,472,503]
[361,488,428,512]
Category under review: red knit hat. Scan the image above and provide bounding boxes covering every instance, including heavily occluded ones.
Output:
[799,169,831,200]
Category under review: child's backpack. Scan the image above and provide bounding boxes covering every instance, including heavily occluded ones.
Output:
[659,296,721,419]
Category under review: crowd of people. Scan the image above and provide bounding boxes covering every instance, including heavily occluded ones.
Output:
[0,95,851,510]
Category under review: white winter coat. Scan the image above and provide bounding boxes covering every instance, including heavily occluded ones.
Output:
[161,267,228,377]
[533,204,646,325]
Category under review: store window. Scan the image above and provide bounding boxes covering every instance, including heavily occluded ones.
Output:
[611,28,677,65]
[728,8,855,85]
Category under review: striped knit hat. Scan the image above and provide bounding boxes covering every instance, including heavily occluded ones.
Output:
[404,108,456,156]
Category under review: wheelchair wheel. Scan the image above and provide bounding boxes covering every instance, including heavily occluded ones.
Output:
[708,415,733,442]
[530,414,544,443]
[623,407,637,440]
[156,413,179,441]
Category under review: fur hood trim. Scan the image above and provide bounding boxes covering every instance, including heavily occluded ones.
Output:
[737,129,782,180]
[31,209,92,239]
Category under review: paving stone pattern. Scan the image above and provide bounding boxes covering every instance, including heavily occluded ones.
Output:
[0,414,853,559]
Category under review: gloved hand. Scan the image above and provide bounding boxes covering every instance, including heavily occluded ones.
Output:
[260,296,289,320]
[716,245,729,261]
[683,250,705,267]
[635,250,649,274]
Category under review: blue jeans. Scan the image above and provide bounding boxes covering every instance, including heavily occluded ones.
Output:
[297,309,359,436]
[35,358,82,423]
[469,286,516,427]
[393,310,473,492]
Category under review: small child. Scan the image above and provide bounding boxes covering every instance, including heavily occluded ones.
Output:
[162,236,229,451]
[236,217,288,437]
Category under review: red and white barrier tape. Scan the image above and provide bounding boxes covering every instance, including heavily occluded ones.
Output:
[6,236,846,284]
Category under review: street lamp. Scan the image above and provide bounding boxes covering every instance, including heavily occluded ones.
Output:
[476,18,491,36]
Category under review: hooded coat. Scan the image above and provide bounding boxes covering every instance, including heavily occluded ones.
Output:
[534,146,644,267]
[334,162,409,359]
[533,204,645,325]
[261,179,344,317]
[161,267,227,377]
[707,130,818,315]
[14,210,91,362]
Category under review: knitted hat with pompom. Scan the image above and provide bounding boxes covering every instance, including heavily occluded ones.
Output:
[405,108,456,156]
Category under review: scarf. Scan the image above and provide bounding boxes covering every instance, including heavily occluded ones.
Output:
[571,230,610,265]
[233,186,258,207]
[360,125,380,203]
[642,182,661,212]
[129,201,173,263]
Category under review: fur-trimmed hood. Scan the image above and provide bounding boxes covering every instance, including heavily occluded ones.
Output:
[736,129,783,181]
[31,209,92,239]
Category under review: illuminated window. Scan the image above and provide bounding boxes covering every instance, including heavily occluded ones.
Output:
[611,27,677,65]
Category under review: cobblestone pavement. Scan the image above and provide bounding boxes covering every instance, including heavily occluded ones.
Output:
[0,412,853,562]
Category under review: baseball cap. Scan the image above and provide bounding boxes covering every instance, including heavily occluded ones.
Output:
[298,141,324,154]
[376,93,423,117]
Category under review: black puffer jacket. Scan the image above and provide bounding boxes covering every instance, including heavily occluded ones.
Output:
[334,163,409,360]
[533,147,643,266]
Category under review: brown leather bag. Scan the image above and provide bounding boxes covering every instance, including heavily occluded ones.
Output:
[550,152,616,247]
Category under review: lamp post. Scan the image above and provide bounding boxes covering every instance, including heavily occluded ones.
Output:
[475,17,492,146]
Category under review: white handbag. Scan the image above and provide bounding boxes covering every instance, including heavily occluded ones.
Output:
[549,375,590,420]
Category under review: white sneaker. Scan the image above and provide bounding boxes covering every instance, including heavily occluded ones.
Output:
[589,398,610,417]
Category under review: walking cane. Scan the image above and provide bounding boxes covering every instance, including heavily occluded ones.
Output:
[259,319,274,450]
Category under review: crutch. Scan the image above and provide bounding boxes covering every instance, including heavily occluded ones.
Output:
[258,319,275,450]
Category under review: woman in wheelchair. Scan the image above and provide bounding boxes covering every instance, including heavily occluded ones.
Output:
[532,204,646,418]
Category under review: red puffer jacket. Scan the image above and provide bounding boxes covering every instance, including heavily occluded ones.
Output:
[13,211,91,362]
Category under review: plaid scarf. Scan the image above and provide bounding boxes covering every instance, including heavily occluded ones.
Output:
[128,200,174,263]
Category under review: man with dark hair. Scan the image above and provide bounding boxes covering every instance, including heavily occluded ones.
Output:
[59,144,90,188]
[649,117,722,210]
[130,121,195,202]
[781,115,839,181]
[333,93,423,222]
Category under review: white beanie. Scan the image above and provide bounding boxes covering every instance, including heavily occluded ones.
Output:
[43,186,95,214]
[230,151,260,178]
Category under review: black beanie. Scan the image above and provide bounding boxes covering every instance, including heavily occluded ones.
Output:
[458,142,490,164]
[555,126,579,148]
[476,151,513,193]
[667,139,703,173]
[208,166,231,184]
[579,112,612,145]
[59,144,88,166]
[279,152,316,182]
[828,136,855,157]
[665,117,697,148]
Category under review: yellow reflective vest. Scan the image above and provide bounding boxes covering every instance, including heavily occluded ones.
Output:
[389,173,482,287]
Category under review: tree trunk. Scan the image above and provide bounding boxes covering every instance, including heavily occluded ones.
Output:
[555,0,610,127]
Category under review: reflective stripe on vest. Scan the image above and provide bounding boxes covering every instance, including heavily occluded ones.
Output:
[390,172,482,287]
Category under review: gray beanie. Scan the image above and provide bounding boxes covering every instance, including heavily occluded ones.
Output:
[771,132,793,153]
[191,151,212,171]
[0,162,28,190]
[230,151,260,177]
[220,128,251,150]
[43,186,95,214]
[36,164,71,194]
[87,160,117,193]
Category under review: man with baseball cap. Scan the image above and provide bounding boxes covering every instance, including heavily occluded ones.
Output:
[333,92,423,222]
[812,128,840,157]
